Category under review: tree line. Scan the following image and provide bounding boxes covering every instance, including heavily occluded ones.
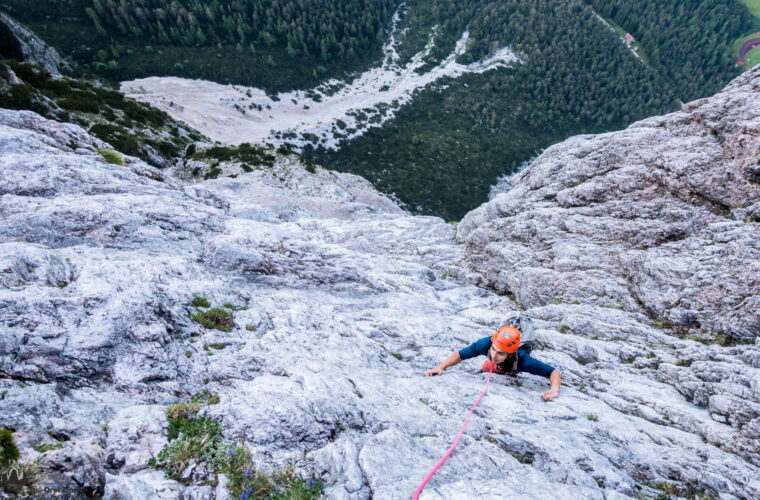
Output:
[85,0,399,61]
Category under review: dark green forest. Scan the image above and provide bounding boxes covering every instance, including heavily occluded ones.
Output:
[85,0,396,61]
[0,0,755,219]
[587,0,753,101]
[0,0,399,90]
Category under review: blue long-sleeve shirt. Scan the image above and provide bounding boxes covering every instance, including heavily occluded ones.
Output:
[458,336,556,379]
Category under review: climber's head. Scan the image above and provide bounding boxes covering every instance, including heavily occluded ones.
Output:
[489,326,520,363]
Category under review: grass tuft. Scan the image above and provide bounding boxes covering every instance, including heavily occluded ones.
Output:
[98,148,125,165]
[191,296,211,308]
[33,441,64,453]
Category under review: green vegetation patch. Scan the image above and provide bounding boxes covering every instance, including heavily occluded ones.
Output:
[745,45,760,68]
[98,148,125,165]
[0,429,20,466]
[192,307,235,332]
[191,296,211,308]
[190,143,276,167]
[33,441,64,453]
[149,392,322,499]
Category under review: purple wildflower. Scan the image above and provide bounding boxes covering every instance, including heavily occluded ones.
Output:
[226,448,235,456]
[245,487,253,495]
[308,479,314,486]
[240,494,248,500]
[244,468,253,478]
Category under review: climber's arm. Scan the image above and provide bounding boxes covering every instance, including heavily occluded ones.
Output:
[542,369,561,402]
[425,352,461,376]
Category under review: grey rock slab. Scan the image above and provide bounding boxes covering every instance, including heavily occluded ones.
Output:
[103,470,184,500]
[107,405,168,474]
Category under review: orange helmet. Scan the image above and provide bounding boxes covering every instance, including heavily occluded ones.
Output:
[491,326,520,354]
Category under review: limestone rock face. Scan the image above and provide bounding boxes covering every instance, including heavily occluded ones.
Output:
[1,65,759,500]
[0,13,72,75]
[458,65,760,345]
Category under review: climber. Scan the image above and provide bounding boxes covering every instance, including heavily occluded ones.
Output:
[425,326,561,401]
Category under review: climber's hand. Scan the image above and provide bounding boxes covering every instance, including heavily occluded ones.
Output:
[541,388,558,402]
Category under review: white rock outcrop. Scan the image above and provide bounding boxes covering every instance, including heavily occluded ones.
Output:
[1,68,759,499]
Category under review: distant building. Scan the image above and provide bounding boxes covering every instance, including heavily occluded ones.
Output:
[624,33,634,46]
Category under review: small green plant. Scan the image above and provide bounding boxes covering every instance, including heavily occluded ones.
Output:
[184,351,192,358]
[33,441,64,453]
[0,429,20,466]
[191,296,211,308]
[0,390,7,400]
[224,303,249,311]
[98,148,125,165]
[646,352,656,359]
[245,324,257,331]
[651,318,672,330]
[419,397,429,405]
[390,351,403,361]
[270,468,323,499]
[675,359,692,367]
[558,324,568,333]
[204,166,222,179]
[192,307,234,332]
[579,381,587,394]
[653,481,677,497]
[189,389,220,406]
[353,390,363,398]
[586,413,599,422]
[208,342,228,350]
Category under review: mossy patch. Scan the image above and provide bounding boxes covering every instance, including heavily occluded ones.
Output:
[192,307,234,332]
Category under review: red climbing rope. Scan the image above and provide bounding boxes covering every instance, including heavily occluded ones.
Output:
[412,365,494,499]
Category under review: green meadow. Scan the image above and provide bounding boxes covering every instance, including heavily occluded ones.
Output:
[738,0,760,23]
